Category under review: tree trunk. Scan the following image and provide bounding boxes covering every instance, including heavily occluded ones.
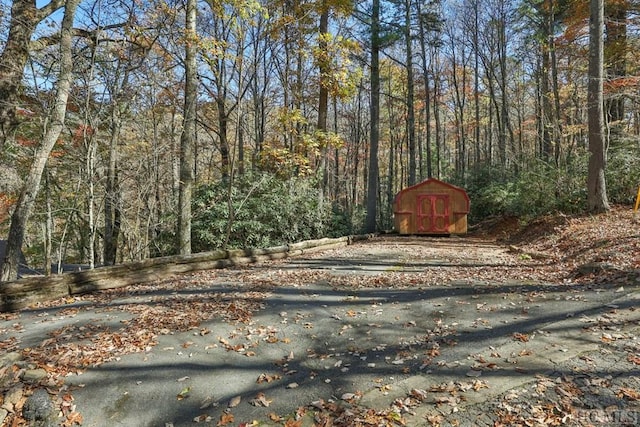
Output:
[405,0,416,186]
[178,0,197,255]
[365,0,380,233]
[417,1,432,179]
[0,0,65,197]
[217,97,230,180]
[550,34,563,165]
[1,0,80,283]
[449,33,467,179]
[104,104,123,265]
[433,49,442,178]
[473,0,481,167]
[540,7,553,161]
[238,116,245,176]
[604,0,627,125]
[0,0,59,147]
[44,170,52,276]
[587,0,610,213]
[317,2,329,206]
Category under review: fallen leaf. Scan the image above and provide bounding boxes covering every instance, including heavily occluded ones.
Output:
[512,332,529,342]
[62,411,83,427]
[434,395,459,406]
[268,412,283,421]
[228,395,241,408]
[427,413,444,426]
[310,399,326,410]
[341,392,360,401]
[411,389,429,401]
[249,392,272,407]
[617,387,640,400]
[257,373,282,383]
[193,414,212,423]
[627,353,640,365]
[176,387,191,400]
[217,412,234,426]
[199,396,216,409]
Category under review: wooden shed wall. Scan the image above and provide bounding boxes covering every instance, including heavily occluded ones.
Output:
[393,180,469,235]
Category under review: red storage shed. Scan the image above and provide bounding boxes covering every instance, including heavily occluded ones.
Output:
[393,178,470,235]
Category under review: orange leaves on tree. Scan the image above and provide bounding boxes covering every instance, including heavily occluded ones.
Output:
[15,135,36,147]
[604,76,640,94]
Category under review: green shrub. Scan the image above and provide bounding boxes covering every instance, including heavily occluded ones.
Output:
[606,140,640,205]
[328,204,366,237]
[465,159,587,221]
[192,173,332,251]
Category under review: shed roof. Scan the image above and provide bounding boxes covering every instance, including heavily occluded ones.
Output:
[394,178,470,212]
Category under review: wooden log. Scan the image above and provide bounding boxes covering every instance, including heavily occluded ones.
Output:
[67,257,232,295]
[288,237,348,251]
[1,236,362,312]
[0,276,68,311]
[299,241,349,254]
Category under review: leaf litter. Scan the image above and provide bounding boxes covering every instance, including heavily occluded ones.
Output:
[1,206,639,426]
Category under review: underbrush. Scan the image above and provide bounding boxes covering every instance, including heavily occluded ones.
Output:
[191,173,364,252]
[464,147,639,222]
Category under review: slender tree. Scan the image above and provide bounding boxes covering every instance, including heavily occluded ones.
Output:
[0,0,66,149]
[604,0,628,125]
[1,0,80,282]
[404,0,417,185]
[178,0,198,255]
[416,1,441,179]
[365,0,381,233]
[587,0,610,213]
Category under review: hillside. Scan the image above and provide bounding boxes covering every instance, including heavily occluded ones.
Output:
[492,205,639,287]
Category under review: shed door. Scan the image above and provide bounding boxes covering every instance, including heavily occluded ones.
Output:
[416,194,450,233]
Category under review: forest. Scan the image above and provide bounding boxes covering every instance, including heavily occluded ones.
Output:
[0,0,639,282]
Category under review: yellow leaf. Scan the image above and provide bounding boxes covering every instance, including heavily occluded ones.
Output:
[177,387,191,400]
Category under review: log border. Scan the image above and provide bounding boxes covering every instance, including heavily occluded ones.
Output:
[0,235,375,312]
